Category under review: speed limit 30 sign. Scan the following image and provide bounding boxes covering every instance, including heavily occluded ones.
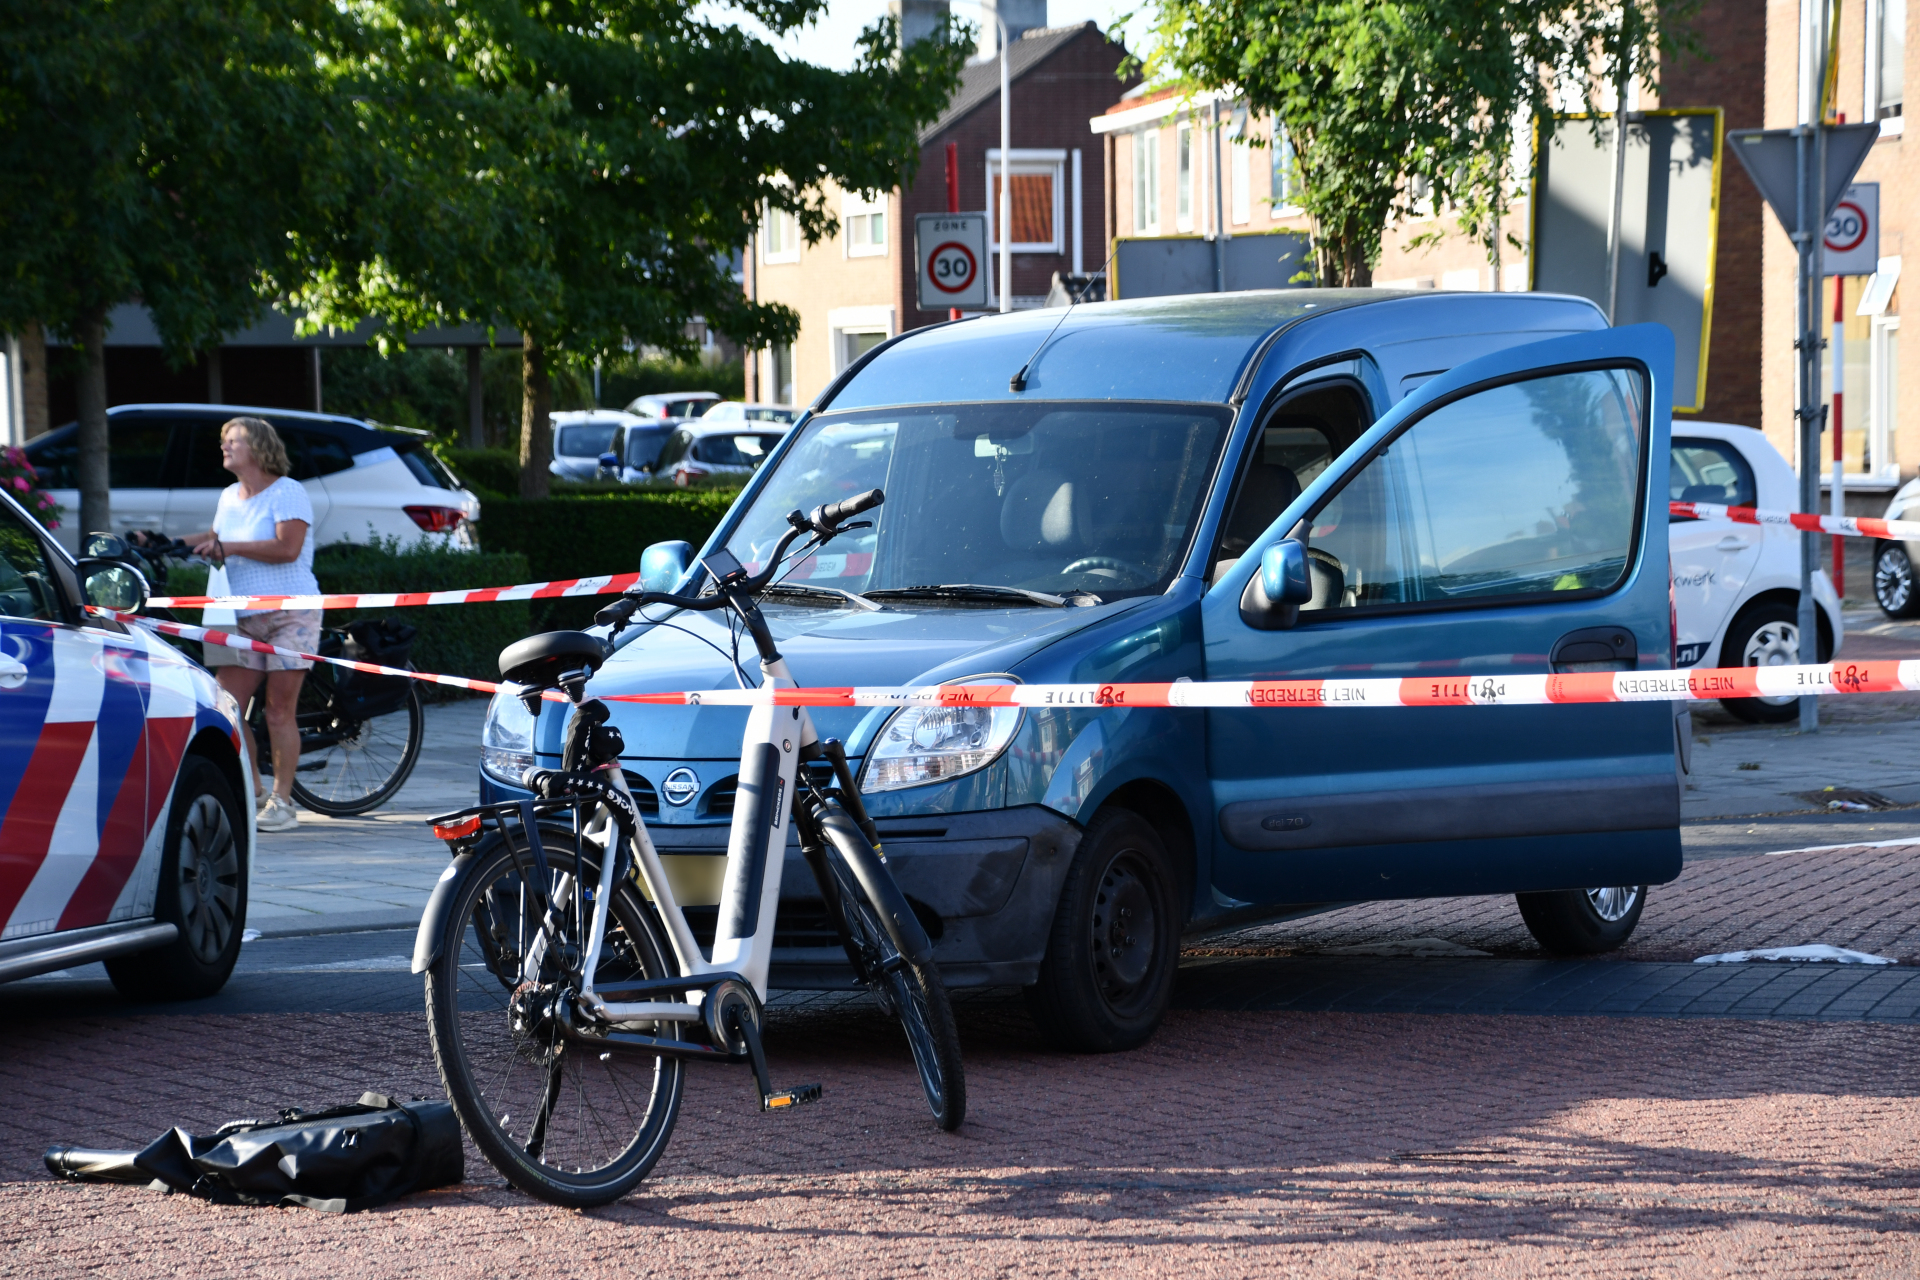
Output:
[916,212,989,311]
[1823,183,1879,276]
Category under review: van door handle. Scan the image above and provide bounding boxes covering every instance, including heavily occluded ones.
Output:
[0,655,27,690]
[1715,535,1752,552]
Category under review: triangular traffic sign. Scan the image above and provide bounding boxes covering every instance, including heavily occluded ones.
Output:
[1729,121,1880,234]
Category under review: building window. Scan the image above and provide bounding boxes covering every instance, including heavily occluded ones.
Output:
[762,205,800,264]
[986,149,1066,254]
[1133,131,1160,235]
[1176,122,1194,231]
[1231,139,1251,225]
[842,190,887,258]
[769,344,793,405]
[1269,123,1298,211]
[1870,0,1907,131]
[1821,277,1901,482]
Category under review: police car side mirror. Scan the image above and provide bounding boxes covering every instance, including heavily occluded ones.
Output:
[77,559,150,613]
[639,540,694,593]
[1239,540,1311,631]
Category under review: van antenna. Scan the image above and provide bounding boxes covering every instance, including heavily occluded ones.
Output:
[1009,244,1119,393]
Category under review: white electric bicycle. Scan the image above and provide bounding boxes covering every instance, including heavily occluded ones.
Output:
[416,488,963,1208]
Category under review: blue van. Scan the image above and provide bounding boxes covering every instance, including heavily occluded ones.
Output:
[478,290,1683,1051]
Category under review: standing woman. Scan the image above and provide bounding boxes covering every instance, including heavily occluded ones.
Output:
[182,417,320,832]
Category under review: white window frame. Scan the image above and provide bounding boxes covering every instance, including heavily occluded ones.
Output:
[1230,138,1251,225]
[761,203,800,265]
[1133,131,1161,235]
[1175,122,1194,231]
[1871,312,1901,481]
[841,189,888,259]
[1869,0,1908,135]
[1269,121,1301,216]
[986,149,1067,254]
[826,305,896,376]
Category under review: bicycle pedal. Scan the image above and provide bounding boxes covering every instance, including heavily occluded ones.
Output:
[762,1083,822,1112]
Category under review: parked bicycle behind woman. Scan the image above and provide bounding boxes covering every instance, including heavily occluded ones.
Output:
[180,416,320,833]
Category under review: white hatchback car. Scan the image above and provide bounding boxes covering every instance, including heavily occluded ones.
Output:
[28,404,480,553]
[1869,480,1920,617]
[1670,420,1843,722]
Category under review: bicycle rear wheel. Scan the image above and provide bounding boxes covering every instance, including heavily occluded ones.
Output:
[818,815,966,1131]
[424,833,685,1207]
[290,675,424,815]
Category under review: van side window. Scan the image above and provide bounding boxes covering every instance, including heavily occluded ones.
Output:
[1305,367,1646,612]
[1670,438,1756,519]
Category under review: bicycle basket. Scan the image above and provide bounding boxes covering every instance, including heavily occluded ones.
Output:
[328,620,419,720]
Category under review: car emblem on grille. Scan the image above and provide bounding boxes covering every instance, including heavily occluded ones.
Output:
[661,767,700,806]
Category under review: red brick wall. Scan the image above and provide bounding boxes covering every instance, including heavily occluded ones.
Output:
[1657,0,1768,427]
[895,27,1137,330]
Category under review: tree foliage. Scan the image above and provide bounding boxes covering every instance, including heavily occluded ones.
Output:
[0,0,356,530]
[1135,0,1699,285]
[291,0,969,496]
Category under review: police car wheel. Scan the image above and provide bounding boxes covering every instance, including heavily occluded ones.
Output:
[105,754,247,1001]
[1516,885,1646,956]
[1024,809,1180,1054]
[1718,601,1828,724]
[1875,543,1920,618]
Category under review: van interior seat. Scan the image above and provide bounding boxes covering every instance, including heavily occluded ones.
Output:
[1001,470,1088,552]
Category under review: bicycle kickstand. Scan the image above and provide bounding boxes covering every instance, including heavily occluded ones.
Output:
[727,1004,822,1114]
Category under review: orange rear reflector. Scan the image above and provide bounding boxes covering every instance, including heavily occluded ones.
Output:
[433,815,483,841]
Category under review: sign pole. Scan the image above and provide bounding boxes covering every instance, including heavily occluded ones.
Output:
[1794,0,1831,734]
[1833,272,1846,597]
[946,143,962,321]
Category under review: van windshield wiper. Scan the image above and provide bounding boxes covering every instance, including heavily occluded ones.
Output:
[761,582,883,612]
[865,583,1096,609]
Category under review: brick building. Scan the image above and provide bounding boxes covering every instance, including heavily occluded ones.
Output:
[746,14,1134,407]
[1094,0,1769,427]
[1762,0,1910,513]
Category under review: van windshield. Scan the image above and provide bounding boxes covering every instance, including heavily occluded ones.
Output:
[725,402,1231,601]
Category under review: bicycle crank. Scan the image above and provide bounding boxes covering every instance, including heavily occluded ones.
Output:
[707,978,822,1114]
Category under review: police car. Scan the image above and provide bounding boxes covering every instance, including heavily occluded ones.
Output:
[1670,421,1844,722]
[0,492,253,997]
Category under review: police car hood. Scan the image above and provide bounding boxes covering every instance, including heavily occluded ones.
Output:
[574,596,1139,760]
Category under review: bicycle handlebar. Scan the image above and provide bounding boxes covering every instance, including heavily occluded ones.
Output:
[593,488,885,634]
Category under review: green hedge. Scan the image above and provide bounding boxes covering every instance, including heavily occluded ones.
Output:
[163,541,533,689]
[442,447,520,496]
[475,489,740,629]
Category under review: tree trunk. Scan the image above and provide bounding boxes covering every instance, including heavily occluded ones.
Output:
[519,341,550,500]
[75,307,111,539]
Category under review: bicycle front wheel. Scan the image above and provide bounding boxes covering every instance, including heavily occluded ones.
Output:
[424,833,685,1207]
[820,821,966,1132]
[290,678,424,815]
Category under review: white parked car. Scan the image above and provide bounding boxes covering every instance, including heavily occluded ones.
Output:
[651,420,790,486]
[696,401,799,426]
[623,391,720,421]
[1670,420,1843,722]
[548,409,646,483]
[1869,480,1920,617]
[27,404,479,554]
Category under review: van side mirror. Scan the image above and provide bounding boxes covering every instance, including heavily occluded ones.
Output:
[598,452,619,469]
[1239,540,1312,630]
[639,540,694,593]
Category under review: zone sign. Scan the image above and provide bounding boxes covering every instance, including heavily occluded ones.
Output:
[915,212,989,310]
[1823,183,1879,277]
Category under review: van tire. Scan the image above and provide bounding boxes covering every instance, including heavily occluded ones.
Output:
[1718,601,1829,724]
[1024,810,1179,1053]
[1516,886,1646,955]
[104,755,247,1001]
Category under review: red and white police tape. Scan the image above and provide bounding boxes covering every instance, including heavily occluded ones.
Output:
[139,502,1910,614]
[1667,500,1920,540]
[90,607,1920,712]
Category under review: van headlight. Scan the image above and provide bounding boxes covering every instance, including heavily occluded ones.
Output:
[861,682,1021,792]
[481,692,537,784]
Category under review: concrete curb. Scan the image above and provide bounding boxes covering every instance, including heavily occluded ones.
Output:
[246,909,421,939]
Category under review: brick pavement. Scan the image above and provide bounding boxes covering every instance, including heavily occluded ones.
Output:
[3,1007,1919,1277]
[1201,843,1920,965]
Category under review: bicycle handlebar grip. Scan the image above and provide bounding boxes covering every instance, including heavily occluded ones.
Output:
[594,595,643,629]
[818,488,884,530]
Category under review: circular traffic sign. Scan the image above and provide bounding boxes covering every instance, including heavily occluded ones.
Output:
[1826,200,1870,254]
[927,241,978,294]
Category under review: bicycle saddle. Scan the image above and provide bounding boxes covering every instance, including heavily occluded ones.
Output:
[499,630,609,690]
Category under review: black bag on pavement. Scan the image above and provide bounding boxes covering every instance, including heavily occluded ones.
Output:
[43,1092,463,1212]
[327,620,419,721]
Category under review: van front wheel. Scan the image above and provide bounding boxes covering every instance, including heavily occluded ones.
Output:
[1025,810,1180,1053]
[1516,885,1646,955]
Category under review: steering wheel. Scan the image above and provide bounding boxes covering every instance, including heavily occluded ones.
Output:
[1062,555,1151,580]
